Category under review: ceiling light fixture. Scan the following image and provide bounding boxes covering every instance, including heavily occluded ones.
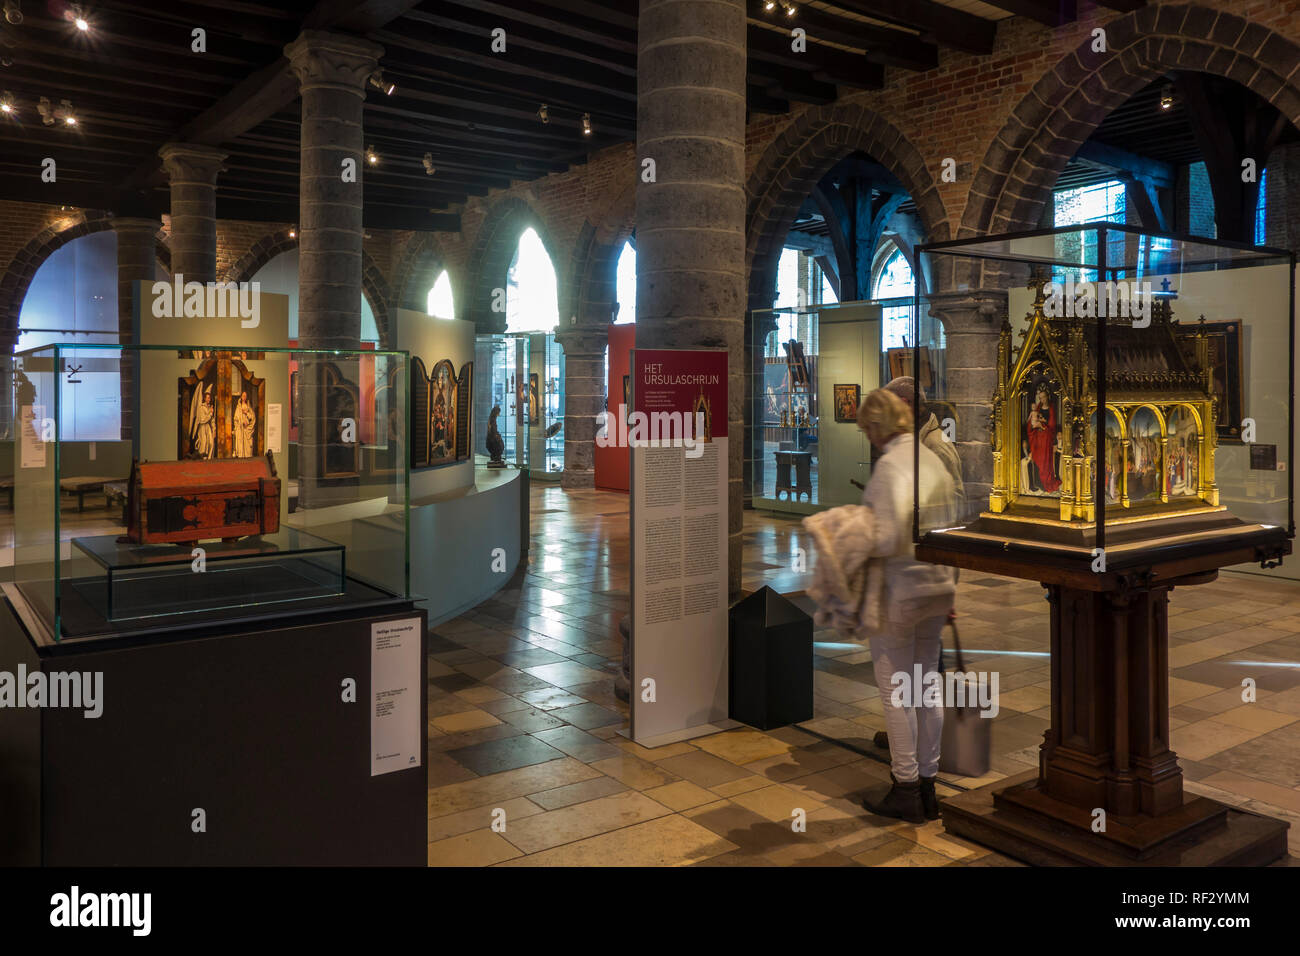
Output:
[538,103,549,124]
[422,153,436,176]
[74,15,88,32]
[784,3,796,16]
[582,113,592,136]
[3,1,20,26]
[0,91,14,115]
[366,145,379,165]
[58,99,76,125]
[369,70,394,95]
[1159,85,1174,110]
[37,96,53,125]
[763,0,775,10]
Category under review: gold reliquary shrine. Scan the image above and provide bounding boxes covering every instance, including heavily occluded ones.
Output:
[988,277,1220,528]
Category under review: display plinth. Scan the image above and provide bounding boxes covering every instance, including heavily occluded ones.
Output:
[0,585,427,866]
[917,531,1291,866]
[71,528,345,623]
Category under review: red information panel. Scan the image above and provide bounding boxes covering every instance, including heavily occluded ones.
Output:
[630,349,728,438]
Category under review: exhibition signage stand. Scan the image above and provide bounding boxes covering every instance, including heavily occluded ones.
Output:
[917,530,1292,866]
[629,348,734,746]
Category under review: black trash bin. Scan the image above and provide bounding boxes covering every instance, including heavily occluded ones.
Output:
[729,586,813,731]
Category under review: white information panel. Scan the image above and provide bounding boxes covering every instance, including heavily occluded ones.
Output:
[370,617,422,776]
[630,348,730,745]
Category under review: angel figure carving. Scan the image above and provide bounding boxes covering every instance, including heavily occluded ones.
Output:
[189,384,215,459]
[234,391,256,458]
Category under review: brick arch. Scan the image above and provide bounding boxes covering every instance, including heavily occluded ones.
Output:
[963,4,1300,249]
[0,210,170,343]
[745,100,951,311]
[391,231,463,318]
[464,194,565,334]
[225,230,396,347]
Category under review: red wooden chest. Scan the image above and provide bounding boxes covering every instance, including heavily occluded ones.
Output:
[126,452,281,545]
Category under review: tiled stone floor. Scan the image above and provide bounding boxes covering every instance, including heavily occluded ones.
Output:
[426,484,1300,866]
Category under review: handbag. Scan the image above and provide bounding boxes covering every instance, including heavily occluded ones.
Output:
[938,613,992,777]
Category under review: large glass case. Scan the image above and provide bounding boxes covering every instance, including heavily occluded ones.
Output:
[474,334,531,468]
[752,299,945,514]
[11,344,409,641]
[912,224,1293,570]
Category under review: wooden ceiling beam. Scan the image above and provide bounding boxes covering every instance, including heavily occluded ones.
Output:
[818,0,996,56]
[745,0,938,72]
[746,24,884,90]
[977,0,1078,27]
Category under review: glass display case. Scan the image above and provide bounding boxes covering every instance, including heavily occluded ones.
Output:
[474,333,531,468]
[11,344,409,641]
[541,332,565,476]
[752,299,947,514]
[912,224,1293,571]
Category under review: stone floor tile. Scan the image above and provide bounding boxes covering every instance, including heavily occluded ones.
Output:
[428,829,523,867]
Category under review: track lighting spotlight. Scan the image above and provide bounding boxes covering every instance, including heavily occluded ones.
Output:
[1159,85,1173,110]
[0,91,14,115]
[422,153,436,176]
[538,103,549,124]
[37,96,52,125]
[785,3,797,16]
[582,113,592,136]
[4,1,21,26]
[763,0,775,10]
[366,145,379,165]
[74,15,89,32]
[61,100,76,125]
[369,70,394,95]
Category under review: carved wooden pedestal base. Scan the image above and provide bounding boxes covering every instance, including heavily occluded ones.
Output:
[917,535,1291,867]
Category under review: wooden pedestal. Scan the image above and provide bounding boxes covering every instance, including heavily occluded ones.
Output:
[918,532,1291,866]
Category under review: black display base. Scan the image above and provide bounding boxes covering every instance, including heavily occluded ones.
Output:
[0,592,427,866]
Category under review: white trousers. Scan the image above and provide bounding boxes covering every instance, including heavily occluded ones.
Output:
[869,613,946,783]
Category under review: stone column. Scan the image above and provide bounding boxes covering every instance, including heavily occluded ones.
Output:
[157,144,226,283]
[926,289,1007,516]
[636,0,747,594]
[285,29,383,350]
[555,328,607,489]
[111,217,158,445]
[285,31,382,509]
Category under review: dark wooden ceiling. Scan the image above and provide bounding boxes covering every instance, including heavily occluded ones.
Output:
[0,0,1144,232]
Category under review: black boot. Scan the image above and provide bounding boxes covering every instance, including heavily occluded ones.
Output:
[919,776,940,821]
[873,730,889,750]
[863,777,925,824]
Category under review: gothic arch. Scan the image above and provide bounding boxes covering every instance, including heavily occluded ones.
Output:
[963,4,1300,244]
[745,100,951,311]
[463,194,565,334]
[224,230,395,347]
[0,211,170,343]
[391,231,463,318]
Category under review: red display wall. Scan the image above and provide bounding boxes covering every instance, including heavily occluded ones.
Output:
[594,323,635,492]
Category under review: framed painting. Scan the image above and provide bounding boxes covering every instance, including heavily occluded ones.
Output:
[832,384,860,423]
[1196,319,1245,444]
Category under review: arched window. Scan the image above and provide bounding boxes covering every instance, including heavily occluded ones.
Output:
[872,246,914,350]
[614,240,635,324]
[428,270,454,319]
[505,227,558,333]
[251,248,378,343]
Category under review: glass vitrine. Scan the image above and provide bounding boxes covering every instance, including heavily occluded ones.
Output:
[913,224,1293,571]
[11,344,410,641]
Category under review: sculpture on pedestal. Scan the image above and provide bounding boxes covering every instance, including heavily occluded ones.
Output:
[486,404,506,468]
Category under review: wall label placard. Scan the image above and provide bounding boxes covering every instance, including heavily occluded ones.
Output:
[370,617,422,776]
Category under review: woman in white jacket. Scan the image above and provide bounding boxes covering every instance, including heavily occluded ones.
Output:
[857,387,957,824]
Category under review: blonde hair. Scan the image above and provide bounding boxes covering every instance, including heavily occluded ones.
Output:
[857,387,914,447]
